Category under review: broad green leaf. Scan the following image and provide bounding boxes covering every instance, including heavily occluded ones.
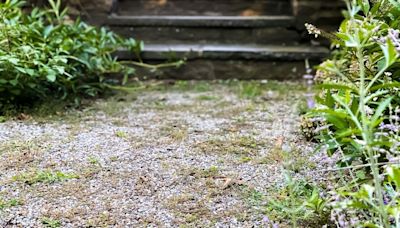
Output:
[43,25,53,38]
[16,67,35,76]
[387,166,400,188]
[9,79,18,86]
[46,71,57,82]
[359,0,370,15]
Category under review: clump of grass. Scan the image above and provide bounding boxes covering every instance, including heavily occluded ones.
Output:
[12,169,79,185]
[0,139,41,155]
[166,193,210,225]
[264,173,329,227]
[241,186,265,206]
[257,143,316,173]
[88,156,100,165]
[115,131,127,138]
[0,197,22,210]
[196,95,219,101]
[42,217,61,228]
[195,135,263,156]
[238,156,252,163]
[169,128,188,142]
[236,81,263,99]
[201,166,219,178]
[170,81,212,92]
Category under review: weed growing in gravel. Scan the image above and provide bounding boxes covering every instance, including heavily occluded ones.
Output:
[41,217,61,228]
[236,81,263,99]
[196,95,219,101]
[88,156,100,165]
[265,172,329,227]
[169,81,212,92]
[0,139,41,154]
[240,187,265,206]
[201,166,219,178]
[12,169,79,185]
[0,197,22,210]
[115,131,127,138]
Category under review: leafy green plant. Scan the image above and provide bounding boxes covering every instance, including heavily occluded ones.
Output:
[0,197,22,210]
[0,0,134,108]
[304,0,400,226]
[41,217,61,228]
[266,172,330,227]
[331,165,400,227]
[0,0,183,114]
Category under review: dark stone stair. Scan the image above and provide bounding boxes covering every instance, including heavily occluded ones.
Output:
[104,0,330,80]
[107,15,300,45]
[115,0,293,16]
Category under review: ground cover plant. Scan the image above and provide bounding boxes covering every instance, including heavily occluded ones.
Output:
[303,0,400,226]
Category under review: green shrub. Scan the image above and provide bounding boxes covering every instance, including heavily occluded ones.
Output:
[304,0,400,227]
[0,0,139,113]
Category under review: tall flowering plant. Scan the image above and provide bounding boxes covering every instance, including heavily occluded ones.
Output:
[304,0,400,226]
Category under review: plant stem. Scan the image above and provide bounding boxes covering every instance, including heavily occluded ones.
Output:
[357,47,389,227]
[121,60,184,70]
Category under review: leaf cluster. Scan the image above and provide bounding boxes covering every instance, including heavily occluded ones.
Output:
[0,0,140,112]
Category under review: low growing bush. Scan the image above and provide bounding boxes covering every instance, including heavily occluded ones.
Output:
[0,0,148,113]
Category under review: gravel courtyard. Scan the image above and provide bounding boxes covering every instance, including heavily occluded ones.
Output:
[0,81,332,227]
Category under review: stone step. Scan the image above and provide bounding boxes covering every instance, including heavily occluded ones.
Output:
[107,15,298,45]
[106,15,295,28]
[116,43,329,61]
[110,26,300,45]
[114,0,292,16]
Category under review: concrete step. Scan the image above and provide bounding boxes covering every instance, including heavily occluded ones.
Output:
[116,43,329,61]
[115,0,292,16]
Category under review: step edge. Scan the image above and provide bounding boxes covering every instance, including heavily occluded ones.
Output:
[115,44,329,61]
[107,15,295,27]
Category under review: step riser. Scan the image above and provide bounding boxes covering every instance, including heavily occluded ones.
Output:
[134,60,313,80]
[106,16,295,27]
[110,26,300,45]
[116,0,292,16]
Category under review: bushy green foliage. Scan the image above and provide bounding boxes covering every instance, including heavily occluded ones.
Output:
[309,0,400,164]
[304,0,400,226]
[0,0,139,112]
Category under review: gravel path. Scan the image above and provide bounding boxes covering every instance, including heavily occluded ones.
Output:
[0,81,330,227]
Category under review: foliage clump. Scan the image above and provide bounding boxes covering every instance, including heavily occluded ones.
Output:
[302,0,400,227]
[0,0,139,113]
